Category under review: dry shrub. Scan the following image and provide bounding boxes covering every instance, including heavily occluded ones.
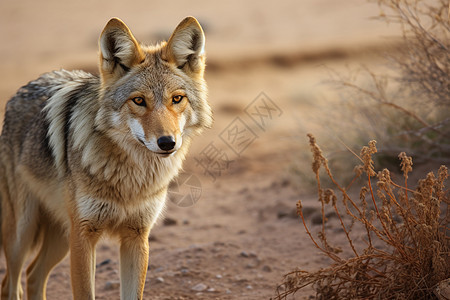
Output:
[333,0,450,163]
[275,134,449,300]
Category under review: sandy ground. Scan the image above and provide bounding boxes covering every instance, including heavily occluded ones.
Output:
[0,1,405,299]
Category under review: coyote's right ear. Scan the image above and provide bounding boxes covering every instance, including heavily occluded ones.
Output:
[99,18,145,84]
[163,17,205,74]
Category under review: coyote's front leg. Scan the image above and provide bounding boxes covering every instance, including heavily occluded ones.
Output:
[69,220,102,300]
[118,225,151,300]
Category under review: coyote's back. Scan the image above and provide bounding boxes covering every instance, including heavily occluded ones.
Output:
[0,17,211,300]
[1,70,99,181]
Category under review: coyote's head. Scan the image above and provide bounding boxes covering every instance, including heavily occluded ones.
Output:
[96,17,212,156]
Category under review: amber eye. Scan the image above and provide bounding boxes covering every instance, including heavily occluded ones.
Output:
[132,97,146,107]
[172,95,184,104]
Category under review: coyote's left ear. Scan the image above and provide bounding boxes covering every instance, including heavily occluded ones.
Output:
[99,18,145,83]
[164,17,205,74]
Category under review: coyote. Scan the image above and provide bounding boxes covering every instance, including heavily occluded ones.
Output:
[0,16,211,299]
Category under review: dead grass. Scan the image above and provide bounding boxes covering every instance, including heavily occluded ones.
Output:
[274,134,449,299]
[276,2,449,298]
[329,0,450,164]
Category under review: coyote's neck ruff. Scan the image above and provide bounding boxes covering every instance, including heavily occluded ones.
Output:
[0,17,211,299]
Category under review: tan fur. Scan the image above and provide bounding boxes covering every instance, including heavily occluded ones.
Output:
[0,17,211,300]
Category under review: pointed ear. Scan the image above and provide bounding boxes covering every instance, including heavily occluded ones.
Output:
[164,17,205,73]
[99,18,145,83]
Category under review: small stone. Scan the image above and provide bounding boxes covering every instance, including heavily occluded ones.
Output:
[301,206,319,217]
[240,251,257,258]
[97,259,111,268]
[262,265,272,272]
[156,277,164,283]
[246,285,253,290]
[216,274,222,279]
[180,268,189,274]
[191,283,207,292]
[207,288,216,292]
[277,211,289,219]
[277,204,299,219]
[104,280,120,291]
[240,251,250,258]
[311,212,324,225]
[163,217,177,226]
[325,211,337,220]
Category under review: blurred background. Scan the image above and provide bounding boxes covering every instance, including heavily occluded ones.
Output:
[0,0,398,103]
[0,0,403,175]
[3,0,447,299]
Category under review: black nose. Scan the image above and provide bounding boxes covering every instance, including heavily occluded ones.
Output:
[157,136,176,151]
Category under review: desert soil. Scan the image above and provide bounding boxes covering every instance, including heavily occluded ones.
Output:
[0,0,405,299]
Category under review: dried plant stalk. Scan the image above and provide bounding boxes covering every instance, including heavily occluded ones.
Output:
[274,135,449,300]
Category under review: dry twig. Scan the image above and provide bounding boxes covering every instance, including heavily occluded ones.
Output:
[274,136,449,299]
